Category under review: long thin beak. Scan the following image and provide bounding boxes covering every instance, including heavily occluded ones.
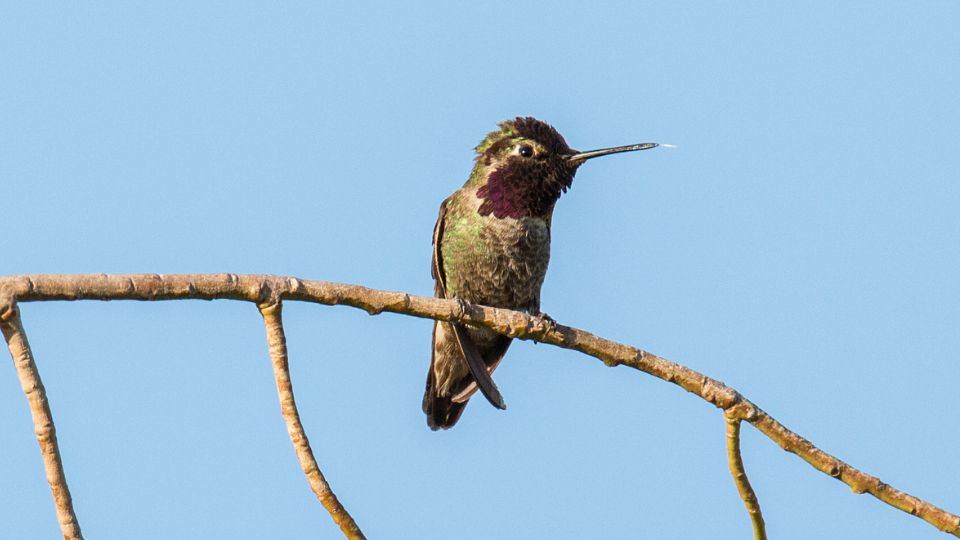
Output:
[566,143,659,164]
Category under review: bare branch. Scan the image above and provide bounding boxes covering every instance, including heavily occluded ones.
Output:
[0,300,83,539]
[258,301,366,540]
[725,413,766,540]
[2,273,958,537]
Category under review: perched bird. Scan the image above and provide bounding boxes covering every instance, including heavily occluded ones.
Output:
[423,117,659,430]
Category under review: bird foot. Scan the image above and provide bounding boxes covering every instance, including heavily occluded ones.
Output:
[454,297,472,320]
[530,311,557,337]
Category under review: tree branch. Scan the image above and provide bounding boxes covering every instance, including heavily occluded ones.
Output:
[1,273,958,537]
[725,413,766,540]
[0,297,83,539]
[258,301,366,539]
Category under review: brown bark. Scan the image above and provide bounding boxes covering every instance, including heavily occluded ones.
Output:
[258,301,366,539]
[0,302,83,539]
[726,413,766,540]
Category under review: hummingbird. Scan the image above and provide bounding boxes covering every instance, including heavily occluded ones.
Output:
[423,117,660,430]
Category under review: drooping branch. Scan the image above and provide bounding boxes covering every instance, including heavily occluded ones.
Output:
[0,299,83,539]
[1,273,958,538]
[258,301,366,539]
[725,413,766,540]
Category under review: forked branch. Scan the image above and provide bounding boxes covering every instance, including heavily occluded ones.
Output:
[0,300,83,539]
[258,301,366,539]
[725,413,766,540]
[1,274,958,538]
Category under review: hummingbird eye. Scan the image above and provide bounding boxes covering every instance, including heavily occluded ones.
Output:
[518,145,534,158]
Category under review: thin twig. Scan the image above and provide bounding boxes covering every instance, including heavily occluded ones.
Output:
[725,413,766,540]
[258,301,366,540]
[1,274,957,537]
[0,301,83,540]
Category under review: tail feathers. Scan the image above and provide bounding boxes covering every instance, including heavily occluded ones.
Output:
[423,325,514,430]
[423,392,467,431]
[422,368,466,430]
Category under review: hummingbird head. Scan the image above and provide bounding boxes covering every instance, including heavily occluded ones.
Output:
[470,117,658,219]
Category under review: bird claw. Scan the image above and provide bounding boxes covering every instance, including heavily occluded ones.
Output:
[454,297,471,320]
[531,311,557,336]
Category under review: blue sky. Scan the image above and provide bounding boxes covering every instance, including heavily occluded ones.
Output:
[2,2,958,538]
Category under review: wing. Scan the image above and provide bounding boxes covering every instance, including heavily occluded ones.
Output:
[431,198,449,297]
[451,337,511,404]
[431,197,506,410]
[451,322,506,409]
